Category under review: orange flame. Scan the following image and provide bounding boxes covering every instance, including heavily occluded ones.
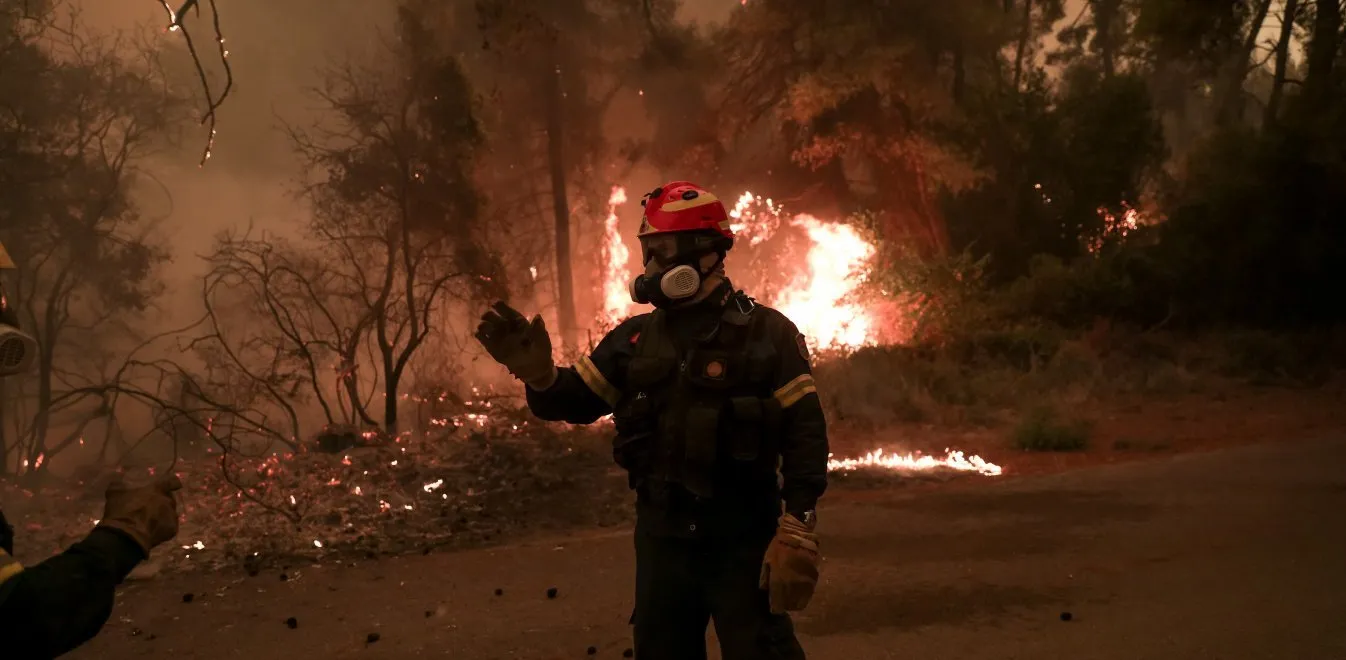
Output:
[728,192,878,350]
[600,186,632,327]
[828,449,1002,476]
[597,188,882,349]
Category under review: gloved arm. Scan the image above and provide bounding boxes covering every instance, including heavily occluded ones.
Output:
[0,528,146,659]
[474,302,558,387]
[477,302,641,425]
[759,512,821,614]
[769,316,829,519]
[0,475,182,658]
[524,367,614,424]
[527,316,642,424]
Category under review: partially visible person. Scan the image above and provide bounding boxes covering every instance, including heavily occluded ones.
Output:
[0,475,184,659]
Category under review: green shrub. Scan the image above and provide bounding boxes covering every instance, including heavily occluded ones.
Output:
[1012,406,1090,451]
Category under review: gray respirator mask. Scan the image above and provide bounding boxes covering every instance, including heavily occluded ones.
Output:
[628,232,728,309]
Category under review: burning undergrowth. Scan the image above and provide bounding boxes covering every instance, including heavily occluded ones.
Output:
[1,399,632,574]
[2,387,1003,575]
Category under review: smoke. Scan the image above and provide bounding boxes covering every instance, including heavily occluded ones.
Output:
[82,1,396,325]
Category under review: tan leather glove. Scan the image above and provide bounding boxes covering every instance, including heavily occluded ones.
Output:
[759,512,821,614]
[474,301,556,390]
[96,475,183,555]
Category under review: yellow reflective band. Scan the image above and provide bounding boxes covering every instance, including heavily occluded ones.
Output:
[773,373,817,409]
[0,550,23,586]
[575,355,620,407]
[660,192,720,213]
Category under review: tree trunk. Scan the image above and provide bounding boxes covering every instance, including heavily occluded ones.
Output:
[1090,0,1121,77]
[30,347,52,471]
[0,378,8,474]
[1265,0,1301,127]
[383,370,399,436]
[1013,0,1034,90]
[1304,0,1341,105]
[544,49,576,353]
[1214,0,1274,126]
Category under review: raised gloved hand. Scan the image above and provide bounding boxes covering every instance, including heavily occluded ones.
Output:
[759,512,821,614]
[96,475,183,556]
[474,301,557,390]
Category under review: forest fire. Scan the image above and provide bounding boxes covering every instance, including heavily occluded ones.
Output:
[728,192,877,351]
[600,186,632,325]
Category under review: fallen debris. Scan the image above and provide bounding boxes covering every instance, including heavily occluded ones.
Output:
[1,404,631,573]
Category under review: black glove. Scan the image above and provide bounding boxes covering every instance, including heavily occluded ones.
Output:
[474,301,556,389]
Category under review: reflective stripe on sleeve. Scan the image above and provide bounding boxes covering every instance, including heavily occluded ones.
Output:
[773,373,817,409]
[575,355,621,407]
[0,549,23,586]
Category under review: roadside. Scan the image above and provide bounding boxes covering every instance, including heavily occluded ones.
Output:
[68,434,1346,659]
[5,382,1344,577]
[827,382,1346,493]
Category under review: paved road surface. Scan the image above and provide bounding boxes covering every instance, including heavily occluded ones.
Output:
[73,437,1346,659]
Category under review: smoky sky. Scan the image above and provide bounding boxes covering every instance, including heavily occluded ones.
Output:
[74,1,739,322]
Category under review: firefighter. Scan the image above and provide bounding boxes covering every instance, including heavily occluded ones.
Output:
[1,242,186,658]
[475,181,828,659]
[0,476,184,658]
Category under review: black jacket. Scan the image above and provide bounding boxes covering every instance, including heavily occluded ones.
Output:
[525,286,828,536]
[1,508,146,659]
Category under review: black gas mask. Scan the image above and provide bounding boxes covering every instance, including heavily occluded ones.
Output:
[629,231,728,309]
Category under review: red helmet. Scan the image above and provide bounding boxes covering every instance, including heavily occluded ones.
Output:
[638,181,734,242]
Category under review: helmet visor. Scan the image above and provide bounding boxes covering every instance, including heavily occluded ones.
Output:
[639,231,724,267]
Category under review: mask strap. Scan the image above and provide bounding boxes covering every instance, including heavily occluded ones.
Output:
[698,251,726,277]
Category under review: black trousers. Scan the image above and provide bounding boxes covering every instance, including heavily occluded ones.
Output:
[633,528,806,660]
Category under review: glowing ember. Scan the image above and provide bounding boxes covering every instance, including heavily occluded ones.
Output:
[1089,202,1146,253]
[599,186,632,326]
[827,449,1002,476]
[729,191,783,246]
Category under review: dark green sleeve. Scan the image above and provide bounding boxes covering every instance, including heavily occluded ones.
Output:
[0,527,146,659]
[525,315,645,424]
[766,311,830,518]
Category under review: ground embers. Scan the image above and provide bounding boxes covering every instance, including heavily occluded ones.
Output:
[0,405,632,573]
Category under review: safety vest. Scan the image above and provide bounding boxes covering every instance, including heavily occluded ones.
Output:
[612,294,783,500]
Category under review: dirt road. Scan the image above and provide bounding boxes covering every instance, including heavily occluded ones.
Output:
[72,436,1346,659]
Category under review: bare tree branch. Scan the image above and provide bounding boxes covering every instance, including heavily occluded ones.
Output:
[159,0,234,166]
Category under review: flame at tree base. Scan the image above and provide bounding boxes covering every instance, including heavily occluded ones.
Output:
[828,449,1003,476]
